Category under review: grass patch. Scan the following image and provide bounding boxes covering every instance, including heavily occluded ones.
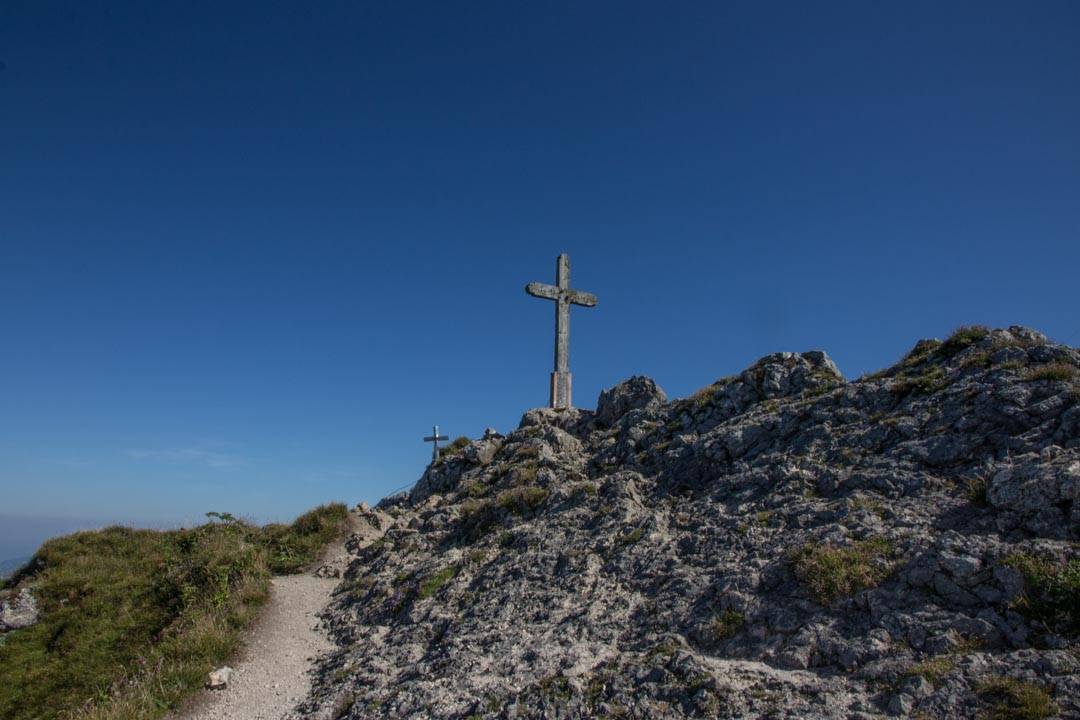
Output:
[462,479,489,499]
[0,504,348,720]
[511,461,539,485]
[903,655,955,684]
[258,503,349,574]
[437,436,471,460]
[709,610,744,642]
[754,510,775,525]
[849,496,886,517]
[962,475,989,506]
[975,677,1056,720]
[892,366,949,396]
[937,325,990,359]
[572,482,599,499]
[459,499,499,541]
[1023,362,1078,383]
[791,537,894,604]
[689,383,719,408]
[1002,553,1080,635]
[496,485,549,515]
[901,338,944,367]
[417,566,459,600]
[616,527,645,546]
[514,445,541,460]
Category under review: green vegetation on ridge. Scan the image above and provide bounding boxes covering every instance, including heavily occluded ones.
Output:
[0,503,348,720]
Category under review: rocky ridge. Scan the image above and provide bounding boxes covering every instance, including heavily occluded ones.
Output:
[299,326,1079,719]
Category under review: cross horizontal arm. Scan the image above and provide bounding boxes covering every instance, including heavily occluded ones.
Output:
[525,282,559,300]
[424,435,449,442]
[565,290,598,307]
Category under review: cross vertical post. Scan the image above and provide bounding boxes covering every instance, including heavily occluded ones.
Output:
[525,253,598,409]
[423,424,449,462]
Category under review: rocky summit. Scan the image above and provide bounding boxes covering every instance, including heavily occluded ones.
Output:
[297,326,1079,719]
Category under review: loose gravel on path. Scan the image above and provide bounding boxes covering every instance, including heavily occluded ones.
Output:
[177,574,339,720]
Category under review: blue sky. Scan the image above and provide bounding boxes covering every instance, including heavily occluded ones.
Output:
[1,1,1079,543]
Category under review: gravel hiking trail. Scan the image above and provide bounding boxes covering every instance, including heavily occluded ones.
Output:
[173,510,386,720]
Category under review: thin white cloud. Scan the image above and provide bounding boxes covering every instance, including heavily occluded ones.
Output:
[126,448,251,468]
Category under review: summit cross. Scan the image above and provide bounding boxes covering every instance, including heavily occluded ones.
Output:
[423,424,449,462]
[525,253,598,409]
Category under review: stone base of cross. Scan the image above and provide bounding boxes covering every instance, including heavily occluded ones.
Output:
[550,372,572,410]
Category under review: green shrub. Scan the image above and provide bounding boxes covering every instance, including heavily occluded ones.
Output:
[937,325,990,358]
[1023,362,1078,383]
[496,485,549,515]
[791,537,894,604]
[1002,554,1080,635]
[975,677,1056,720]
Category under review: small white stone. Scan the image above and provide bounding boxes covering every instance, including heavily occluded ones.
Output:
[207,666,235,690]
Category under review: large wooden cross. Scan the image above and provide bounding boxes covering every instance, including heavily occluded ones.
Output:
[525,253,598,409]
[423,424,448,462]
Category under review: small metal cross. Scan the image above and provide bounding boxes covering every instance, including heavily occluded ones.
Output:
[525,253,598,409]
[423,424,449,462]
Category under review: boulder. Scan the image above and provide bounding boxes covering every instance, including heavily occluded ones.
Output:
[0,588,38,632]
[595,376,667,427]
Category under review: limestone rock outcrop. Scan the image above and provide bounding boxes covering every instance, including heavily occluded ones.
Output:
[303,326,1079,719]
